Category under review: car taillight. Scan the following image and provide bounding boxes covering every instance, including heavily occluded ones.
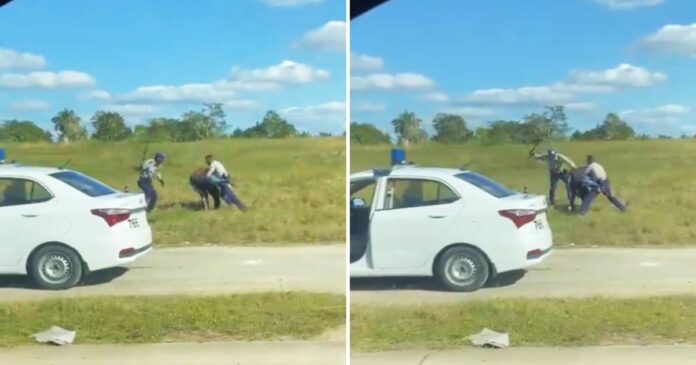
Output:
[119,248,135,258]
[91,209,131,227]
[498,209,537,228]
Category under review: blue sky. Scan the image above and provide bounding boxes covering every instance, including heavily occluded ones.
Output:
[0,0,346,135]
[351,0,696,137]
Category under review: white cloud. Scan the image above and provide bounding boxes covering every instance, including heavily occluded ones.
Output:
[0,48,46,70]
[351,53,384,71]
[231,60,330,84]
[620,104,691,124]
[640,23,696,57]
[564,102,597,111]
[119,82,237,103]
[115,61,328,104]
[223,99,261,110]
[0,70,95,89]
[351,73,435,91]
[462,64,664,106]
[593,0,663,10]
[421,92,450,103]
[292,21,346,53]
[568,63,666,89]
[104,104,159,117]
[466,86,575,106]
[9,99,50,111]
[280,102,346,132]
[283,101,345,116]
[78,89,112,101]
[353,102,386,112]
[261,0,322,6]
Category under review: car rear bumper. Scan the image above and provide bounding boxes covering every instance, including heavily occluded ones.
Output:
[525,246,552,263]
[83,227,153,272]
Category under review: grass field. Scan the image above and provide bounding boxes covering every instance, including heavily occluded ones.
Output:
[351,296,696,352]
[351,140,696,246]
[0,292,345,346]
[4,138,345,245]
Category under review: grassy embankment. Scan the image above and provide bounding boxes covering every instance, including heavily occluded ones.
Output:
[352,140,696,246]
[5,138,346,245]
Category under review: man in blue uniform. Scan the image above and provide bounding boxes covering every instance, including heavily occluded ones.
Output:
[138,152,165,213]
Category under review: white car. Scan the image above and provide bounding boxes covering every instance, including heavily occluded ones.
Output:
[350,165,552,292]
[0,164,152,290]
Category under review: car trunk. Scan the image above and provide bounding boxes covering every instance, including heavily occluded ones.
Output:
[90,192,150,232]
[499,193,548,212]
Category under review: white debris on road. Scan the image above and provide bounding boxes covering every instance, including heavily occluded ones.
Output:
[33,326,76,346]
[468,328,509,348]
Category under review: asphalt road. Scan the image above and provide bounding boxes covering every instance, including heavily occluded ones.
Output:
[0,341,345,365]
[351,247,696,305]
[0,245,346,302]
[352,346,696,365]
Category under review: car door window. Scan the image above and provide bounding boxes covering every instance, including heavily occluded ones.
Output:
[385,179,459,210]
[0,178,53,207]
[350,179,376,208]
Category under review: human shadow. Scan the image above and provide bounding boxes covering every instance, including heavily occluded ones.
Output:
[178,201,206,211]
[350,270,527,292]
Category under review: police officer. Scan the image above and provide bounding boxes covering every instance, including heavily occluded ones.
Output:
[531,149,577,206]
[138,152,165,213]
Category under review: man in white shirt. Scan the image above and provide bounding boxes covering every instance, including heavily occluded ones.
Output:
[578,155,627,215]
[204,154,247,212]
[205,154,229,183]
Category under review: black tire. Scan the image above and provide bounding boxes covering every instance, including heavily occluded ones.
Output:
[28,244,83,290]
[434,246,490,292]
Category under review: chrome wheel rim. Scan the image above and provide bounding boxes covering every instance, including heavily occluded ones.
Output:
[445,255,478,285]
[39,254,72,284]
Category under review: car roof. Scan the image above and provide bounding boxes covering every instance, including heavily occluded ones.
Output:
[0,164,63,176]
[351,165,467,180]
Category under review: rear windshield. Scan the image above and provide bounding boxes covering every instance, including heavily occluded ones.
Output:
[455,172,516,198]
[50,171,117,197]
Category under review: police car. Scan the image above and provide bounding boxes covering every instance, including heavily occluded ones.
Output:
[350,151,553,292]
[0,156,152,290]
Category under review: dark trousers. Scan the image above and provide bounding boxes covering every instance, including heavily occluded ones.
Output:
[549,171,570,205]
[190,177,221,210]
[598,179,626,212]
[578,189,598,215]
[220,184,247,211]
[137,177,157,212]
[578,179,626,215]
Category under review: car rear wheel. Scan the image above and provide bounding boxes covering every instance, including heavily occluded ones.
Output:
[29,245,83,290]
[435,246,489,292]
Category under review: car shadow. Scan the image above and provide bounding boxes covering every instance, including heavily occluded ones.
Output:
[0,267,129,290]
[80,267,130,286]
[350,270,527,292]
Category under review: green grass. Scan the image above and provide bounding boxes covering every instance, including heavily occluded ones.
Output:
[351,140,696,246]
[5,138,345,245]
[351,296,696,352]
[0,292,345,346]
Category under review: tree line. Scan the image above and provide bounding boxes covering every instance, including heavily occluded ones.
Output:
[0,103,334,143]
[351,105,684,145]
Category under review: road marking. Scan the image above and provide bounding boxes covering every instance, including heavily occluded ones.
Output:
[640,262,661,267]
[242,260,263,265]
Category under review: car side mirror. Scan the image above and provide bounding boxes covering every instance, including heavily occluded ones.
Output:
[352,197,366,208]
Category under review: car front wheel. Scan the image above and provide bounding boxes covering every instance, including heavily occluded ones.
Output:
[29,245,83,290]
[435,246,489,292]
